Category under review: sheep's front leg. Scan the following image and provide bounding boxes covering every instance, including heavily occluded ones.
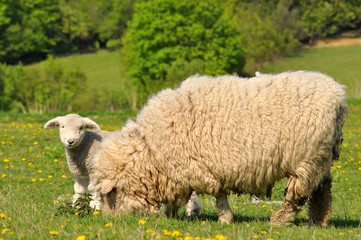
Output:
[73,176,89,205]
[215,192,233,224]
[186,191,201,216]
[164,204,179,218]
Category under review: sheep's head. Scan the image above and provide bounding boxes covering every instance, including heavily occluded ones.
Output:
[44,113,101,149]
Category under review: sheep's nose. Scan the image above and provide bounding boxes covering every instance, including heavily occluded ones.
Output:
[67,140,75,145]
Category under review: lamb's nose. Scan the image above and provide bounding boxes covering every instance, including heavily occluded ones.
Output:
[68,140,75,145]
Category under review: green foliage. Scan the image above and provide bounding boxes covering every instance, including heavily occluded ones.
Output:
[0,0,62,63]
[299,0,361,39]
[59,0,134,50]
[57,194,94,217]
[0,56,86,113]
[122,0,245,107]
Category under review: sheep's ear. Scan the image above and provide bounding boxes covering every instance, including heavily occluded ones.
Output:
[101,179,117,195]
[44,117,61,129]
[83,118,101,131]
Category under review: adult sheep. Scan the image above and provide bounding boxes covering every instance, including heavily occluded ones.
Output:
[89,71,348,226]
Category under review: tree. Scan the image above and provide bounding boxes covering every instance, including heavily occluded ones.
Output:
[59,0,134,50]
[122,0,245,107]
[0,0,62,63]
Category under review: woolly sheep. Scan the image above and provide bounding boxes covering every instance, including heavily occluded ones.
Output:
[89,71,348,226]
[44,114,201,215]
[44,114,106,210]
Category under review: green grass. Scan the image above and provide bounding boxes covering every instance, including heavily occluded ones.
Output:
[260,45,361,98]
[25,48,128,91]
[1,104,361,240]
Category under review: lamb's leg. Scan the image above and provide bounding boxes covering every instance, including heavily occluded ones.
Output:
[73,176,89,205]
[308,173,332,227]
[89,190,101,210]
[186,191,201,217]
[215,192,233,224]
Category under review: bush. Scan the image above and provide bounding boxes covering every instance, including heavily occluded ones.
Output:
[122,0,245,107]
[0,56,86,113]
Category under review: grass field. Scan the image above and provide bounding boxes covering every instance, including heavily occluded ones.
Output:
[260,45,361,99]
[1,101,361,240]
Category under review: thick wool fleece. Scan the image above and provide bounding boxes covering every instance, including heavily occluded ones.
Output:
[91,71,348,225]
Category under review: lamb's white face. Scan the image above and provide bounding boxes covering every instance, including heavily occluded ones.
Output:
[58,117,86,149]
[44,113,101,149]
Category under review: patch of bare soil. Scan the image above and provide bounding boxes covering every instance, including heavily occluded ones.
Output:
[304,29,361,48]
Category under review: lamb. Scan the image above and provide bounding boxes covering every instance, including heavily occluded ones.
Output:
[89,71,348,226]
[44,113,202,215]
[44,114,107,210]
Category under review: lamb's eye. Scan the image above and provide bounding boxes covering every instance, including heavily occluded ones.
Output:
[79,126,83,130]
[61,125,65,128]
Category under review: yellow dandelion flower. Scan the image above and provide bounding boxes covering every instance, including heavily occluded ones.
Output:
[266,238,274,240]
[260,231,267,234]
[146,229,155,233]
[62,175,67,178]
[34,142,38,145]
[138,219,146,225]
[262,204,267,208]
[31,178,36,182]
[0,213,6,219]
[345,178,349,181]
[215,234,227,240]
[195,238,201,240]
[163,229,172,236]
[48,175,53,179]
[21,158,26,161]
[184,236,193,240]
[54,159,58,162]
[93,211,100,215]
[54,200,60,204]
[349,188,353,191]
[172,230,182,237]
[252,234,259,239]
[38,170,42,173]
[105,222,113,227]
[2,174,6,178]
[349,230,354,233]
[49,231,59,235]
[339,232,345,236]
[39,178,44,181]
[3,159,9,163]
[75,235,86,240]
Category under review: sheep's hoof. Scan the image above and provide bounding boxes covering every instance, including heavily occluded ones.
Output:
[218,215,233,224]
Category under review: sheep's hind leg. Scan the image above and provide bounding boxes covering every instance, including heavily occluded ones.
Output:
[308,173,332,227]
[215,192,233,224]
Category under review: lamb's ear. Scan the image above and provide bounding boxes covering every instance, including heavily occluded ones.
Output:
[83,118,101,131]
[101,179,117,195]
[44,117,61,129]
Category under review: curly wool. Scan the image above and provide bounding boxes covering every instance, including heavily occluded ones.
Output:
[91,71,348,224]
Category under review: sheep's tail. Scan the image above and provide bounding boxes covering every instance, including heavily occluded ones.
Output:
[332,101,349,161]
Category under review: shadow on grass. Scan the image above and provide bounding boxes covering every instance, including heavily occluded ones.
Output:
[177,212,270,224]
[328,218,361,228]
[178,212,361,228]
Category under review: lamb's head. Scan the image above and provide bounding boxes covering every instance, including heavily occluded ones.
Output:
[44,113,101,149]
